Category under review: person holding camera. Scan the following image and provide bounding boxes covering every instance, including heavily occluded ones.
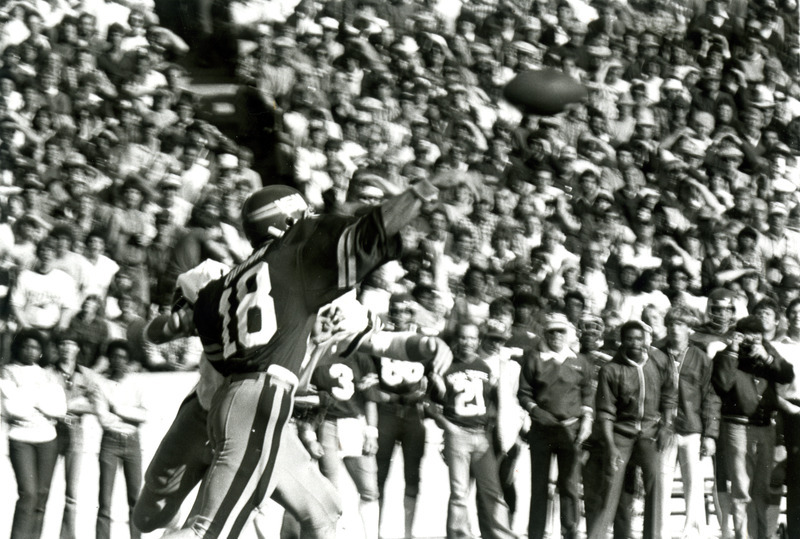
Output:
[712,315,795,539]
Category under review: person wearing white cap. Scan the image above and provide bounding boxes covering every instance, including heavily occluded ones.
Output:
[759,200,799,261]
[518,312,592,539]
[586,320,678,539]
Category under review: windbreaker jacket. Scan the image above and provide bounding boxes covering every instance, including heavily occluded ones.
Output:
[656,344,721,439]
[595,347,678,438]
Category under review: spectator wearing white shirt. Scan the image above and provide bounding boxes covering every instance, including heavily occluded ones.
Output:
[92,339,147,539]
[10,235,79,334]
[1,328,67,539]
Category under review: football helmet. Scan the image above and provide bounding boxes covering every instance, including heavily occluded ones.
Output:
[241,185,309,246]
[706,287,736,331]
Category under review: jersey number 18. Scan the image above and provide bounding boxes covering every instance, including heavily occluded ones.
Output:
[220,262,278,358]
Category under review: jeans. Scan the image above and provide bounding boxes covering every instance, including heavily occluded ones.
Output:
[442,424,515,539]
[56,419,84,539]
[96,430,143,539]
[723,422,775,539]
[8,437,59,539]
[587,432,661,539]
[528,422,581,539]
[783,409,800,539]
[655,432,706,539]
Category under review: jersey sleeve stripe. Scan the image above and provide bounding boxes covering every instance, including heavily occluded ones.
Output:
[337,224,357,289]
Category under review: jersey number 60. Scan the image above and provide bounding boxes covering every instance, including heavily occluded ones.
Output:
[220,262,278,358]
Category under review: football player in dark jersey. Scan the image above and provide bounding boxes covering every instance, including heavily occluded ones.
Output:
[373,292,429,538]
[133,261,342,539]
[430,322,516,539]
[311,329,381,539]
[136,262,451,539]
[163,180,440,539]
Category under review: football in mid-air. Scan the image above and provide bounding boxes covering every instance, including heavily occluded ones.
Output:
[503,69,588,116]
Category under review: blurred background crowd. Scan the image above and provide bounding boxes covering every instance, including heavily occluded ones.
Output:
[0,0,792,372]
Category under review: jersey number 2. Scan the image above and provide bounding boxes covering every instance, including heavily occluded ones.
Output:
[220,262,277,358]
[453,377,486,417]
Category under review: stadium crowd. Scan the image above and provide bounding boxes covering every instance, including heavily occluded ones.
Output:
[0,0,800,537]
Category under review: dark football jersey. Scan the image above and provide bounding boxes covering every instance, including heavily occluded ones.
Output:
[312,353,377,419]
[193,211,400,377]
[442,359,495,429]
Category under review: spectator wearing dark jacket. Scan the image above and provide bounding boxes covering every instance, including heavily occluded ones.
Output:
[655,307,721,539]
[712,315,795,539]
[518,312,593,539]
[587,320,677,539]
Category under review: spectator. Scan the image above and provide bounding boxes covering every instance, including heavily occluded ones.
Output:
[773,298,800,539]
[50,223,93,299]
[0,328,66,539]
[66,294,108,370]
[10,235,79,335]
[518,312,593,539]
[48,329,95,539]
[712,315,794,539]
[91,338,146,539]
[654,306,721,539]
[587,320,677,539]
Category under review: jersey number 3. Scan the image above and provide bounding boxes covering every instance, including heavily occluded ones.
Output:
[220,262,277,358]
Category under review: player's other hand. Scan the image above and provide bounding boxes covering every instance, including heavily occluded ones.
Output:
[700,436,716,457]
[656,425,674,452]
[576,416,593,446]
[426,337,453,376]
[363,427,379,455]
[606,444,622,473]
[307,440,324,459]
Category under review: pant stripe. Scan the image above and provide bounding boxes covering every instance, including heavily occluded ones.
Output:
[228,381,294,537]
[208,377,289,538]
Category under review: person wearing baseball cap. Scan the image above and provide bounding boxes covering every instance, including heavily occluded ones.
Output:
[712,312,794,539]
[761,200,794,261]
[586,318,677,539]
[518,311,592,539]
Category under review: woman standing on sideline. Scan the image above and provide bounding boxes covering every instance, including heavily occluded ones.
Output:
[0,328,67,538]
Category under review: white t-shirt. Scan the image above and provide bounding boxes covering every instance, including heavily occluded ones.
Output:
[10,268,79,330]
[86,255,120,300]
